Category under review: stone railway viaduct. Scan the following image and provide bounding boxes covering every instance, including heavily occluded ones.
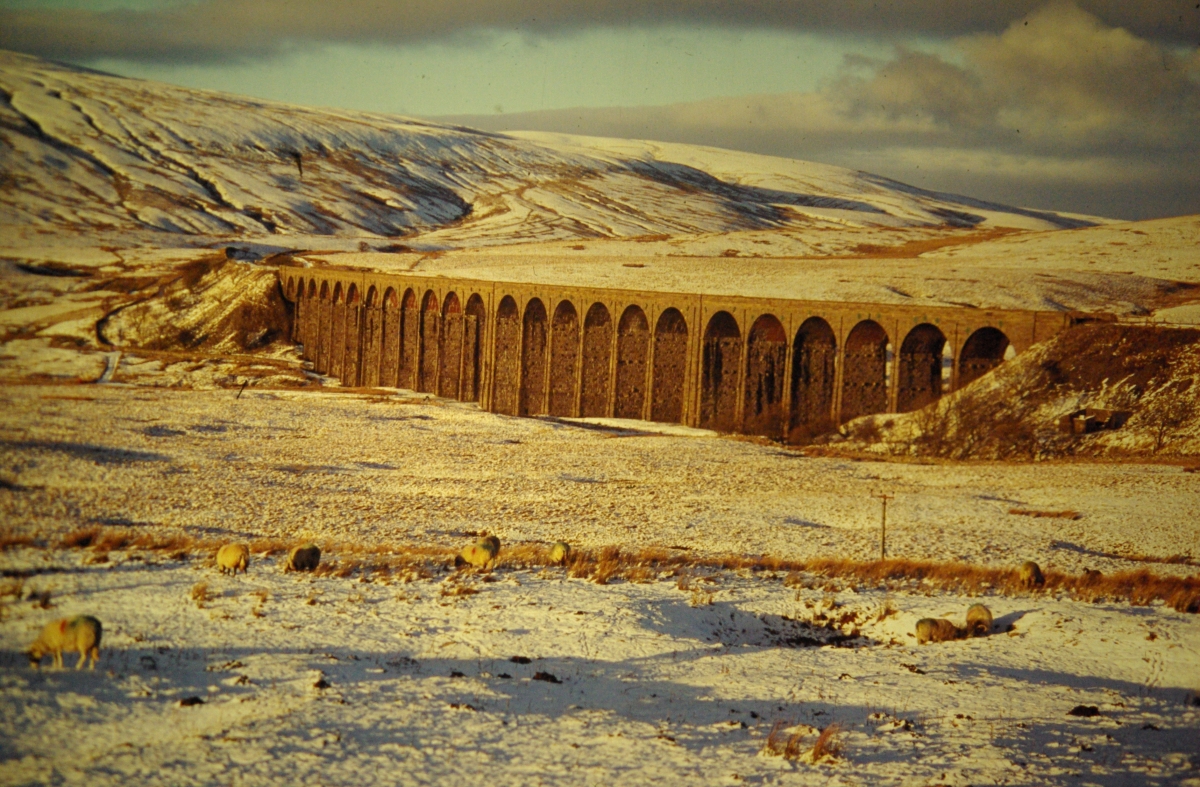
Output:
[280,267,1079,440]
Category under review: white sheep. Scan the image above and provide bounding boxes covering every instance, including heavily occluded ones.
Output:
[28,615,102,669]
[217,543,250,574]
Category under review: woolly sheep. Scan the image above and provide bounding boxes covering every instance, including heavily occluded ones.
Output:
[548,541,571,565]
[28,615,102,669]
[285,543,321,572]
[455,535,500,568]
[1019,560,1045,589]
[915,617,963,644]
[966,603,993,637]
[217,543,250,575]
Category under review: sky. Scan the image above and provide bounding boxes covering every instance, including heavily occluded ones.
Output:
[1,0,1198,220]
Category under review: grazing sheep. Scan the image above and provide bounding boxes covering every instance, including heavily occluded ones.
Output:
[1019,560,1045,589]
[548,541,571,565]
[28,615,102,669]
[217,543,250,575]
[455,535,500,568]
[915,617,963,644]
[966,603,993,637]
[285,543,321,572]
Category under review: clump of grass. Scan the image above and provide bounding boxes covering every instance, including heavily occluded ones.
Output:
[0,579,25,599]
[1009,508,1082,520]
[808,724,843,762]
[762,720,808,760]
[0,531,37,550]
[191,582,211,607]
[60,526,101,548]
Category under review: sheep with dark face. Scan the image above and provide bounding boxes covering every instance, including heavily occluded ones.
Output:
[217,543,250,574]
[28,615,102,669]
[285,543,321,572]
[966,604,993,637]
[915,617,963,644]
[1019,561,1045,589]
[455,535,500,568]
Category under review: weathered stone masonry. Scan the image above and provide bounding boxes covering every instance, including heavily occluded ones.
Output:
[281,268,1081,439]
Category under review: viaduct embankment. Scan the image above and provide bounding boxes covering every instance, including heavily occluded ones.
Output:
[279,266,1085,440]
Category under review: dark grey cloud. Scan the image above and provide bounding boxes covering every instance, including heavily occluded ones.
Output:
[1,0,1197,63]
[441,3,1200,220]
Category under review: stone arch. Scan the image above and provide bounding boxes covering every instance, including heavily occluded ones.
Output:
[651,308,687,424]
[549,300,579,417]
[399,289,418,389]
[461,294,486,403]
[897,323,947,412]
[520,298,548,416]
[292,276,306,346]
[361,285,382,388]
[417,290,440,393]
[743,314,787,438]
[580,303,613,417]
[614,305,650,420]
[379,287,401,387]
[342,284,363,386]
[959,327,1011,387]
[330,282,348,380]
[493,296,520,415]
[439,292,463,399]
[789,317,837,440]
[701,311,742,432]
[285,276,296,300]
[315,280,332,374]
[841,320,889,422]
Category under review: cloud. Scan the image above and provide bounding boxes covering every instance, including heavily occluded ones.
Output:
[1,0,1196,63]
[441,3,1200,219]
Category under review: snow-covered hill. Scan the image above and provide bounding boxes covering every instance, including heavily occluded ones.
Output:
[0,49,1093,258]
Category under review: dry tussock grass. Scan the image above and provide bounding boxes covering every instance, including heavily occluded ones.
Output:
[762,720,808,760]
[1009,508,1082,520]
[0,531,37,550]
[21,526,1200,612]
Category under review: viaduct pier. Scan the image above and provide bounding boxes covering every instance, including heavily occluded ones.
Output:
[280,266,1081,440]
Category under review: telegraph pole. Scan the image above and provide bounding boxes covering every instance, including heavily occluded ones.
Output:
[875,493,894,561]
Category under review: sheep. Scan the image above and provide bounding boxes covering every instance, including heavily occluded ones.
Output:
[285,543,321,572]
[455,535,500,569]
[966,603,993,637]
[1019,560,1045,589]
[216,543,250,575]
[28,615,102,669]
[915,617,963,644]
[548,541,571,565]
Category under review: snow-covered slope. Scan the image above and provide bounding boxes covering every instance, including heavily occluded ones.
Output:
[0,50,1093,257]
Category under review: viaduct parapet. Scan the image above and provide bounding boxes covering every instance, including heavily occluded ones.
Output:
[279,267,1082,440]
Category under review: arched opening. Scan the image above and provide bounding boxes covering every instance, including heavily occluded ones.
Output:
[439,292,463,399]
[493,296,521,415]
[287,277,300,343]
[342,284,363,386]
[399,289,418,390]
[789,317,836,441]
[841,320,888,422]
[462,295,486,403]
[897,323,947,412]
[361,286,382,388]
[549,300,579,416]
[302,279,317,358]
[380,287,401,388]
[330,283,346,379]
[417,290,440,393]
[292,277,306,347]
[651,308,687,423]
[701,311,742,432]
[743,314,787,437]
[520,298,548,416]
[316,280,332,375]
[614,305,650,420]
[959,327,1011,387]
[580,303,612,417]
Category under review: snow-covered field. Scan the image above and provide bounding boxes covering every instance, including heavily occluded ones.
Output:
[1,383,1198,786]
